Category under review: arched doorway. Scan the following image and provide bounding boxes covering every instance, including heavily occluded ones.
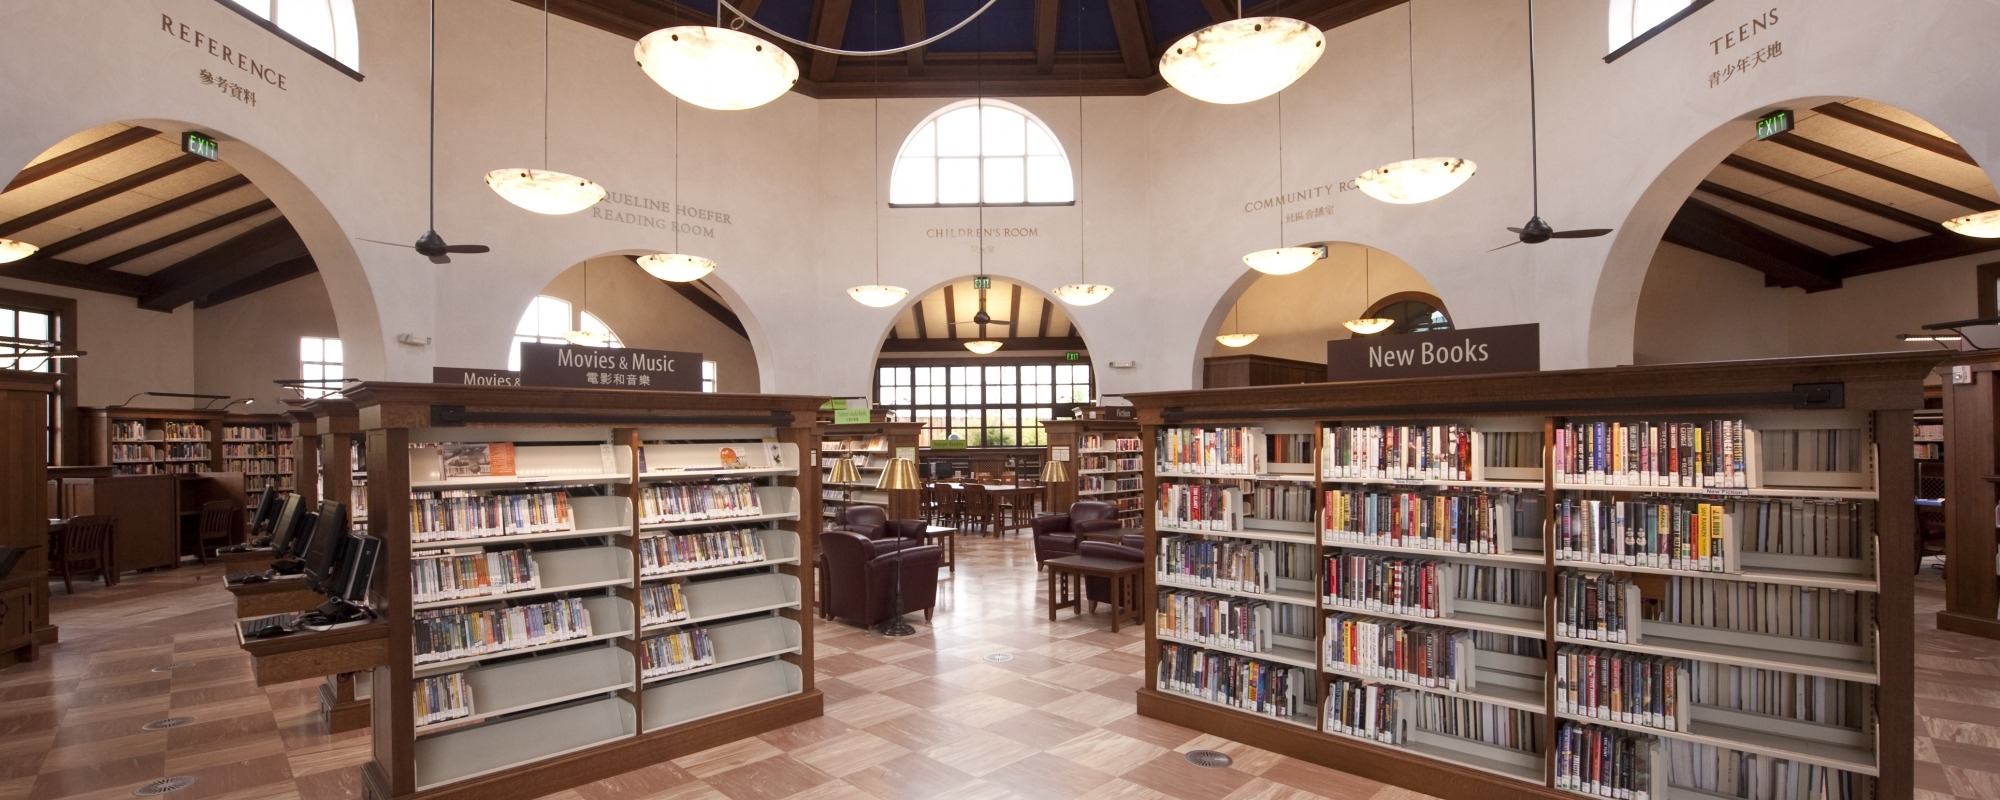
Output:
[1201,243,1443,387]
[510,255,760,393]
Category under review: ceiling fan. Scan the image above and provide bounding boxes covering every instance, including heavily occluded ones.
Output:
[951,284,1013,330]
[357,0,490,264]
[1492,0,1611,252]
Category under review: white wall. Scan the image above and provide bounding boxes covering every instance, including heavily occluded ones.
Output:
[1205,244,1441,364]
[192,272,339,408]
[0,277,196,409]
[534,258,761,393]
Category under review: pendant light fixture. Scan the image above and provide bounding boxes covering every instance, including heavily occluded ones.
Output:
[0,238,37,264]
[1944,209,2000,238]
[1243,89,1320,275]
[486,0,606,215]
[1159,0,1325,105]
[1054,0,1114,307]
[1356,1,1475,205]
[1342,248,1394,334]
[640,96,719,283]
[565,261,612,346]
[847,6,908,308]
[964,339,1004,355]
[1216,304,1259,348]
[962,31,1003,356]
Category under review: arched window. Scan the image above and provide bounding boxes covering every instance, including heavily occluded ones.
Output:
[508,296,622,370]
[222,0,361,71]
[1608,0,1698,52]
[1357,293,1453,337]
[890,100,1074,206]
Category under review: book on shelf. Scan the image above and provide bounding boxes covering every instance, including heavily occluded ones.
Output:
[1156,426,1264,475]
[412,596,592,665]
[639,528,769,576]
[437,442,516,478]
[1555,497,1739,573]
[639,482,763,523]
[412,490,575,543]
[640,582,690,626]
[1411,693,1544,756]
[1325,677,1403,743]
[1556,646,1691,731]
[1156,483,1243,531]
[1663,740,1871,799]
[1556,571,1642,643]
[1324,613,1476,690]
[1323,553,1453,618]
[414,673,473,727]
[162,421,209,441]
[1322,424,1479,481]
[411,548,540,604]
[1156,589,1315,654]
[1323,487,1537,554]
[1156,641,1314,721]
[1556,722,1661,800]
[640,628,717,678]
[1156,536,1316,596]
[1247,483,1316,526]
[1554,420,1747,488]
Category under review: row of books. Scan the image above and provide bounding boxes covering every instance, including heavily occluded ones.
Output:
[639,482,763,524]
[1156,590,1315,654]
[1156,642,1312,721]
[1248,483,1316,525]
[1693,664,1869,729]
[1323,554,1452,618]
[244,475,295,491]
[1322,424,1479,481]
[1156,484,1243,531]
[638,528,768,576]
[1079,475,1143,494]
[640,582,690,627]
[1321,488,1532,554]
[414,673,473,728]
[1653,575,1869,645]
[1080,434,1142,452]
[221,442,292,457]
[412,597,592,665]
[1556,646,1691,731]
[111,442,210,461]
[1078,454,1142,473]
[1266,433,1314,466]
[1554,420,1748,488]
[1155,427,1264,475]
[1411,693,1544,754]
[1554,497,1738,573]
[1665,740,1870,800]
[1557,572,1642,643]
[409,490,575,542]
[1760,429,1865,474]
[222,457,294,475]
[1737,498,1873,560]
[1156,536,1314,596]
[1556,722,1657,800]
[1482,431,1545,470]
[640,628,716,678]
[112,420,150,441]
[221,423,292,441]
[410,549,540,604]
[111,420,212,441]
[1323,614,1475,690]
[1324,678,1400,743]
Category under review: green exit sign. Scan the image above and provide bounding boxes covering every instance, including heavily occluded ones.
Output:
[1065,351,1080,362]
[182,131,219,161]
[1755,109,1794,141]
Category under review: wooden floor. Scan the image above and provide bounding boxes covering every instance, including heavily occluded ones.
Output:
[1,538,1996,800]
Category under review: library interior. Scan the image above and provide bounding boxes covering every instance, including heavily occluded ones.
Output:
[3,1,2000,799]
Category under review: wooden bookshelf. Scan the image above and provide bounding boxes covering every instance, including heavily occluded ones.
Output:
[349,383,824,800]
[0,371,57,656]
[818,421,920,522]
[220,414,296,493]
[1125,353,1932,800]
[85,406,222,476]
[1939,356,2000,642]
[1042,419,1144,525]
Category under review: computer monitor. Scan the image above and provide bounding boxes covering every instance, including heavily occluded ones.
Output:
[301,501,350,594]
[246,486,279,539]
[334,534,382,605]
[266,494,307,556]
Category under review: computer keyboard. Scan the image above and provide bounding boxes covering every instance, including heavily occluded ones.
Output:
[226,570,271,585]
[239,613,299,638]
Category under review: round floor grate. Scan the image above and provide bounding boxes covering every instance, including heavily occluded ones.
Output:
[983,653,1015,663]
[132,776,198,796]
[140,717,195,731]
[1184,750,1234,769]
[149,664,185,673]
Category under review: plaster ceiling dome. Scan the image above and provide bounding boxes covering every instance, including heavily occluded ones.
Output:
[1158,17,1324,105]
[635,26,799,111]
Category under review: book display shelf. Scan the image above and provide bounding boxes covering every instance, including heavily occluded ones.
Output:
[221,414,296,492]
[1938,356,2000,642]
[1126,354,1931,800]
[87,407,221,476]
[0,371,57,659]
[349,383,824,800]
[1043,419,1145,525]
[818,421,920,521]
[292,397,374,732]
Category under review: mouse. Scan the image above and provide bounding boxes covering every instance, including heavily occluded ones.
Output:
[250,626,293,639]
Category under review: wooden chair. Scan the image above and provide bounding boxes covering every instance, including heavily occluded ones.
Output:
[55,515,115,594]
[193,501,242,565]
[959,484,998,538]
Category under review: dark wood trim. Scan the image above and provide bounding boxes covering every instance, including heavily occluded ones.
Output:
[1034,0,1061,73]
[880,335,1087,353]
[661,276,749,338]
[0,288,80,465]
[1196,0,1233,24]
[33,176,255,259]
[805,0,854,83]
[0,258,150,297]
[1664,198,1840,291]
[897,0,927,76]
[1938,610,2000,641]
[205,0,365,80]
[1829,232,2000,279]
[2,127,158,193]
[139,218,306,311]
[1038,298,1053,338]
[194,254,320,308]
[1694,180,1895,249]
[1006,282,1024,334]
[1721,155,1939,233]
[91,199,277,270]
[0,155,207,238]
[1940,357,2000,642]
[1104,0,1152,78]
[1979,263,2000,318]
[1766,132,2000,212]
[1872,406,1916,795]
[1362,290,1447,320]
[943,285,960,339]
[911,300,928,339]
[1812,103,1979,166]
[1602,0,1717,63]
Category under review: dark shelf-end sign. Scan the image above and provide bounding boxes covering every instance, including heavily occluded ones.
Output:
[1327,324,1540,382]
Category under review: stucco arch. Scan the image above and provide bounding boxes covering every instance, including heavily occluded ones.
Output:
[866,274,1104,358]
[1188,242,1440,386]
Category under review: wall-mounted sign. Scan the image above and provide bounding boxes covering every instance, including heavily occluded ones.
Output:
[1327,324,1540,382]
[517,343,701,391]
[182,132,219,161]
[1755,109,1794,140]
[432,367,522,387]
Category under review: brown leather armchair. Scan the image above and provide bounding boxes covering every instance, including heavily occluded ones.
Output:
[818,512,927,618]
[821,530,943,627]
[1077,539,1144,613]
[1030,501,1123,568]
[831,505,891,538]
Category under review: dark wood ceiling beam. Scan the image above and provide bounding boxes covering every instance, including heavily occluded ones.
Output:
[911,300,928,339]
[1765,132,1998,211]
[1038,298,1053,338]
[1006,283,1023,332]
[1693,180,1895,249]
[1034,0,1061,73]
[193,254,318,308]
[806,0,854,83]
[32,176,254,260]
[0,257,150,298]
[91,199,277,270]
[139,217,306,311]
[1663,197,1840,292]
[1720,155,1939,233]
[1248,0,1403,33]
[881,336,1086,353]
[2,127,158,193]
[943,286,960,339]
[1104,0,1152,77]
[898,0,926,76]
[1829,231,2000,280]
[663,279,748,337]
[1812,103,1978,166]
[0,155,208,239]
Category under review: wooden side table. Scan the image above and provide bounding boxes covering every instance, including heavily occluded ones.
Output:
[1044,554,1142,632]
[918,525,958,573]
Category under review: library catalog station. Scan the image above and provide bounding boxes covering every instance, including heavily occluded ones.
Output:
[0,1,1996,799]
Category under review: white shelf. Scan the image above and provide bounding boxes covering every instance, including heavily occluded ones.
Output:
[640,485,801,531]
[640,529,801,581]
[1156,632,1319,671]
[1158,525,1315,545]
[1400,732,1546,785]
[1555,710,1876,776]
[641,660,802,733]
[414,595,634,676]
[1325,538,1546,567]
[1552,481,1877,501]
[1158,470,1314,483]
[641,616,802,684]
[1554,559,1876,592]
[412,546,634,611]
[414,472,631,490]
[1155,576,1319,608]
[1324,603,1545,637]
[1153,684,1319,729]
[412,524,631,551]
[1322,476,1542,491]
[415,644,636,737]
[413,696,635,791]
[1553,632,1876,684]
[1325,668,1547,714]
[1078,488,1141,497]
[643,572,802,632]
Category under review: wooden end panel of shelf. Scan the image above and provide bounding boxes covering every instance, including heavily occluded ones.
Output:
[1941,357,1999,637]
[369,425,417,796]
[1938,611,2000,640]
[1137,690,1561,800]
[1873,408,1915,797]
[228,580,323,616]
[240,622,389,687]
[321,674,372,733]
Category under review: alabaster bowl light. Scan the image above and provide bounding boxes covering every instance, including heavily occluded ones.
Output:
[1158,17,1325,105]
[1243,246,1319,275]
[484,168,606,215]
[1944,209,2000,238]
[0,238,38,264]
[1343,317,1394,335]
[964,340,1004,355]
[847,285,909,307]
[639,252,717,282]
[1215,332,1260,348]
[636,26,799,111]
[1053,283,1115,306]
[1355,157,1477,205]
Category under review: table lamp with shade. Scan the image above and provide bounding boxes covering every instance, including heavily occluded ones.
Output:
[875,457,921,636]
[827,457,860,523]
[1038,460,1068,520]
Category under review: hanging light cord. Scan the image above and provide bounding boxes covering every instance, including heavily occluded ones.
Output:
[1075,0,1087,284]
[872,0,883,285]
[1274,90,1287,247]
[428,0,437,230]
[542,0,551,170]
[716,0,1000,57]
[672,97,682,254]
[1406,2,1417,160]
[1363,249,1372,309]
[1527,0,1540,215]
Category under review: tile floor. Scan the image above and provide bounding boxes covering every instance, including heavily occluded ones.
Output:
[1,536,1996,799]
